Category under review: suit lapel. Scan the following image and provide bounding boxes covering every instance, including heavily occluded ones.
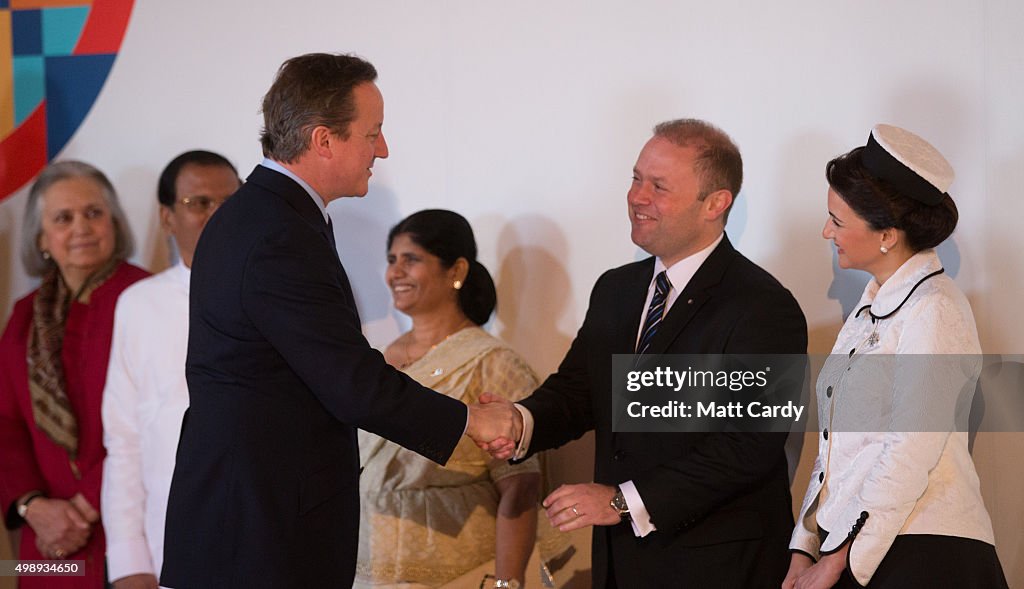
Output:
[642,235,737,355]
[245,166,360,317]
[246,165,329,236]
[618,259,657,353]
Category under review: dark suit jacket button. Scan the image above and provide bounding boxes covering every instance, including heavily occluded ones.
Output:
[818,472,824,483]
[823,428,829,440]
[826,386,833,398]
[849,348,856,357]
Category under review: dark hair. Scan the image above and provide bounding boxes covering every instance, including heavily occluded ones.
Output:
[827,146,958,252]
[260,53,378,163]
[387,209,496,325]
[158,150,238,207]
[653,118,743,222]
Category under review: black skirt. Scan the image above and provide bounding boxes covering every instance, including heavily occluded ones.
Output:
[833,534,1008,589]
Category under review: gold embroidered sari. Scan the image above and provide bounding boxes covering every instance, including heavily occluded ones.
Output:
[355,327,561,587]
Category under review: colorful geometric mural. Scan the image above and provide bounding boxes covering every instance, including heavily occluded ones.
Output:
[0,0,134,202]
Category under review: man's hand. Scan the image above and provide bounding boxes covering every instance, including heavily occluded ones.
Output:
[542,483,621,532]
[24,497,91,558]
[112,574,159,589]
[466,394,522,458]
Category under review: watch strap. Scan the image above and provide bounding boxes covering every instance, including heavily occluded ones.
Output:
[16,491,45,519]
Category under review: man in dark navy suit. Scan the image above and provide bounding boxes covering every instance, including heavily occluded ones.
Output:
[487,120,808,588]
[161,53,517,589]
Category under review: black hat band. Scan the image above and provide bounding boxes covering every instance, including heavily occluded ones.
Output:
[862,133,947,206]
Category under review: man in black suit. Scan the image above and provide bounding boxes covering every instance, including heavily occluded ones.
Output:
[161,53,517,589]
[486,119,807,588]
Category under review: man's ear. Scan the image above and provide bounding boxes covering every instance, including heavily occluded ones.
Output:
[704,189,733,222]
[159,205,175,235]
[310,125,334,159]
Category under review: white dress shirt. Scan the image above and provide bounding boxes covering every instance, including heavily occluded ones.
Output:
[260,158,329,222]
[101,263,191,584]
[515,233,723,538]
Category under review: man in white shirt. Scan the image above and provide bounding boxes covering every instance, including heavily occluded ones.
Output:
[101,151,240,589]
[486,119,808,588]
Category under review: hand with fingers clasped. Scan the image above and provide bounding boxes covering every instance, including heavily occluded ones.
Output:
[781,545,848,589]
[542,483,622,532]
[24,494,94,559]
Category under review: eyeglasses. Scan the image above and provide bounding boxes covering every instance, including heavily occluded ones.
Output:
[178,195,229,213]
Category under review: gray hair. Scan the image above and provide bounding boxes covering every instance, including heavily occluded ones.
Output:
[21,160,135,276]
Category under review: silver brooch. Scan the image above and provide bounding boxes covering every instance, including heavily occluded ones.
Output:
[866,331,880,347]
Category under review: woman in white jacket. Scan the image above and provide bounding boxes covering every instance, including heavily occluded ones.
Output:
[782,125,1008,589]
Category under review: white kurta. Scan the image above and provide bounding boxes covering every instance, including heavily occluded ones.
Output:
[101,263,191,584]
[789,249,995,585]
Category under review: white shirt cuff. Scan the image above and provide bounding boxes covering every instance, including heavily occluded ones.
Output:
[512,403,534,460]
[620,480,657,537]
[105,537,156,582]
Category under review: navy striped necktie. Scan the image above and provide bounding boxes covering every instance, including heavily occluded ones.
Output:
[636,271,672,355]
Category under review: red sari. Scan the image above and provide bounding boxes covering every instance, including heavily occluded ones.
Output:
[0,262,148,588]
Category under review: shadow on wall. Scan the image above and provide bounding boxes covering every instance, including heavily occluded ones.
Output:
[328,186,402,325]
[972,143,1024,589]
[114,165,170,273]
[772,129,844,494]
[493,215,595,492]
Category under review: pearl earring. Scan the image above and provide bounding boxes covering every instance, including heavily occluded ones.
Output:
[880,246,889,254]
[42,250,52,261]
[453,280,463,290]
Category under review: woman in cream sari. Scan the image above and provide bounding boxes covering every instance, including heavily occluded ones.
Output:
[356,210,564,589]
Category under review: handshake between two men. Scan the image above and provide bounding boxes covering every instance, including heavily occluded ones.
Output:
[463,393,626,534]
[464,392,521,460]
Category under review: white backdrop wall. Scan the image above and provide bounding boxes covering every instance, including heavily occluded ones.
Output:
[1,1,1021,584]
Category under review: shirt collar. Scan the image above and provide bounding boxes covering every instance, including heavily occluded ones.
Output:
[655,232,724,294]
[856,248,944,317]
[260,158,329,223]
[171,260,191,289]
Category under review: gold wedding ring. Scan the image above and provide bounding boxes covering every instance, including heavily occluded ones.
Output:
[54,548,65,558]
[571,504,580,518]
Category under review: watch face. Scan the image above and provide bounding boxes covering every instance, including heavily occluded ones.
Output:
[612,491,629,515]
